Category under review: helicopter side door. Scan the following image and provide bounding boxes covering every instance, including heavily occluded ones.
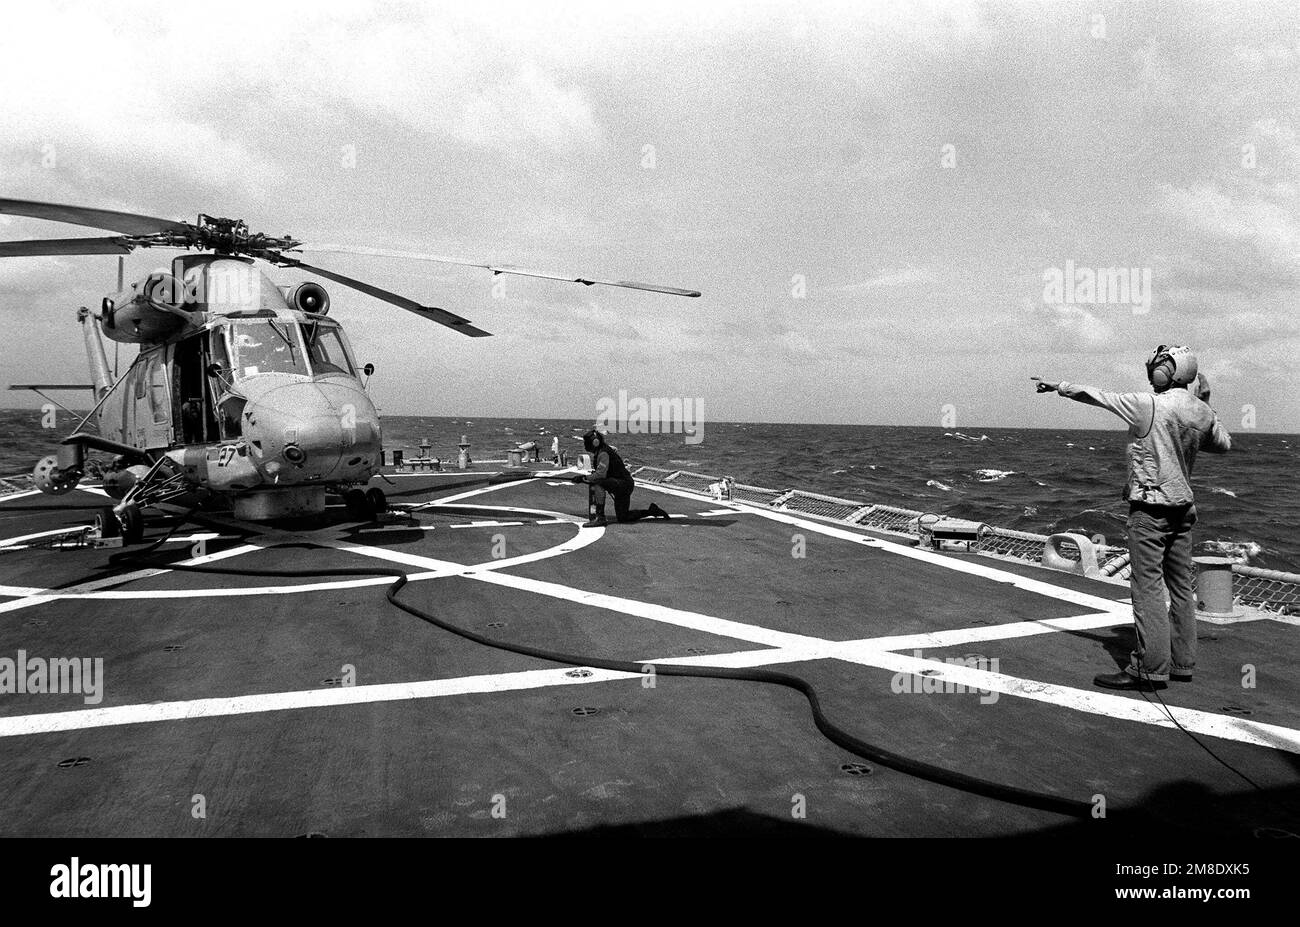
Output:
[122,346,173,451]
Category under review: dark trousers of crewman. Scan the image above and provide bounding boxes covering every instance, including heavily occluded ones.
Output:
[589,477,655,523]
[1125,501,1198,682]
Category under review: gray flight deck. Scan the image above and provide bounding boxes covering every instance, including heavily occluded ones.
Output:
[1,471,1296,837]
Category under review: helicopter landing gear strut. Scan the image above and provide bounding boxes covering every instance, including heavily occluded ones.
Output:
[112,456,191,545]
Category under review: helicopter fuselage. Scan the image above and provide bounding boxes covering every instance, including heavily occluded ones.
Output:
[83,254,382,520]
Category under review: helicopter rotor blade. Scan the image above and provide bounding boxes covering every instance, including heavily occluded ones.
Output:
[0,198,190,236]
[263,253,492,338]
[297,244,702,298]
[0,237,136,258]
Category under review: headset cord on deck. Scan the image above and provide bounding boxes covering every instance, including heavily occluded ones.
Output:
[1133,664,1297,823]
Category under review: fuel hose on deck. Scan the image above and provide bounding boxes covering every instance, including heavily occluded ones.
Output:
[109,535,1094,821]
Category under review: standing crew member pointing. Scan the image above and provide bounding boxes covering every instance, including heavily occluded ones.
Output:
[574,429,670,528]
[1033,345,1231,691]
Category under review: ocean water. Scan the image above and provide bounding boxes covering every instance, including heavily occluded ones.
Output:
[2,410,1296,573]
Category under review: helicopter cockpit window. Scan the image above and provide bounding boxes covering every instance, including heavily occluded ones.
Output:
[230,320,308,377]
[303,322,356,377]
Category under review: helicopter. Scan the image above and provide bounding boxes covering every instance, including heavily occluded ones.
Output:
[0,197,699,542]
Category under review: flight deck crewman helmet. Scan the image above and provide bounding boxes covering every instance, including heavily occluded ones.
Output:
[1145,344,1198,392]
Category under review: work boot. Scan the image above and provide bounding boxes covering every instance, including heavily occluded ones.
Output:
[582,515,608,528]
[647,503,670,519]
[1093,670,1166,691]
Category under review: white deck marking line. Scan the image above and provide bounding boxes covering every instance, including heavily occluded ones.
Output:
[332,530,822,651]
[0,526,93,547]
[640,482,1129,614]
[330,485,603,574]
[852,648,1300,755]
[860,610,1129,651]
[0,484,595,607]
[0,543,263,615]
[426,502,582,524]
[0,666,643,738]
[15,519,595,602]
[1,531,245,552]
[449,521,525,529]
[415,479,536,506]
[329,522,602,576]
[49,575,410,600]
[0,527,236,548]
[0,595,59,614]
[0,489,41,502]
[0,525,148,551]
[382,472,502,478]
[0,486,107,506]
[699,509,740,516]
[454,569,1300,752]
[334,536,1124,656]
[3,634,1298,755]
[464,570,830,651]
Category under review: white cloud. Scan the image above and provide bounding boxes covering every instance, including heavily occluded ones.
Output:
[1159,183,1300,281]
[816,267,935,295]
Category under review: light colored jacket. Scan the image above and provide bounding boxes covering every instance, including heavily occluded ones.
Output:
[1056,382,1231,506]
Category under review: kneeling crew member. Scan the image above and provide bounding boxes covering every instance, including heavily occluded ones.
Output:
[1033,345,1231,691]
[576,429,670,527]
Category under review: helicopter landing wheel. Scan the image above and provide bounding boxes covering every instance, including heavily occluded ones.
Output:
[94,506,121,539]
[365,487,387,515]
[344,488,373,521]
[117,503,144,545]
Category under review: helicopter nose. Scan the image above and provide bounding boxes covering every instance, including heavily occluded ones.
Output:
[242,382,381,482]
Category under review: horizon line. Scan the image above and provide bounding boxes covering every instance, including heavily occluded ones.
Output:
[2,406,1294,437]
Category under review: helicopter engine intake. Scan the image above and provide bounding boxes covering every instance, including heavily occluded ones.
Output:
[283,282,329,315]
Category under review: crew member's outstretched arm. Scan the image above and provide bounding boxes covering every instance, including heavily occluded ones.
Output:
[1033,377,1155,435]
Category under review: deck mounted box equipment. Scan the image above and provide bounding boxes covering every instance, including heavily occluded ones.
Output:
[917,516,985,553]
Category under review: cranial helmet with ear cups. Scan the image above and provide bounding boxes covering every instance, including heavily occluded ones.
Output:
[1146,344,1198,391]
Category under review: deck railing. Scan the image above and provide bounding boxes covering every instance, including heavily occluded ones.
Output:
[632,465,1300,616]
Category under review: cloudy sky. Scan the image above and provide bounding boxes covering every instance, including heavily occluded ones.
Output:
[1,0,1296,431]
